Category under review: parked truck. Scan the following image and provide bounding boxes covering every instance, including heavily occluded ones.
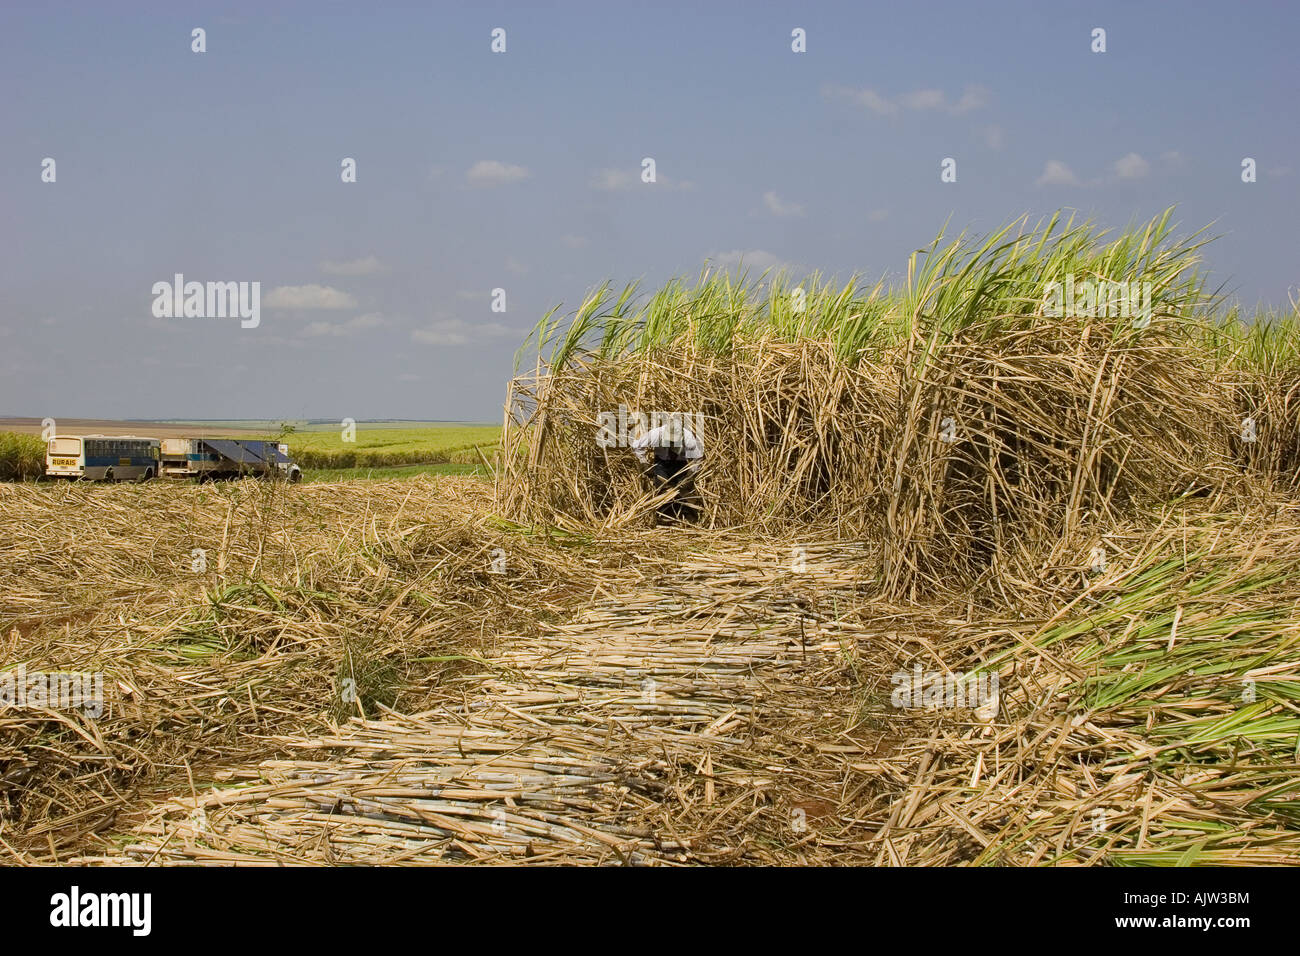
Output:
[160,438,302,482]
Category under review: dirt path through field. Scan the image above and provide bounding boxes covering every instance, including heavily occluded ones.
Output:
[79,546,900,865]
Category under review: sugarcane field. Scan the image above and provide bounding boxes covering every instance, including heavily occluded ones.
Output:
[0,1,1293,935]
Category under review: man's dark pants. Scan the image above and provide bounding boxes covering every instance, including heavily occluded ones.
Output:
[646,457,699,520]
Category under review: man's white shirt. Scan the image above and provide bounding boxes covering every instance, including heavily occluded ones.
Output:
[630,425,704,463]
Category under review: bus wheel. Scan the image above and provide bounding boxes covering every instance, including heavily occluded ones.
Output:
[141,468,155,482]
[104,469,114,482]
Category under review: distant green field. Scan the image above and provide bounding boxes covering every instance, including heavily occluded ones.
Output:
[304,462,490,482]
[159,422,502,470]
[284,424,499,469]
[286,424,496,455]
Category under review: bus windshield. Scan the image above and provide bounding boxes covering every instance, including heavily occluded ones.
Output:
[49,438,82,455]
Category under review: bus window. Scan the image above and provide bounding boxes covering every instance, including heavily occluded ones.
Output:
[49,438,81,456]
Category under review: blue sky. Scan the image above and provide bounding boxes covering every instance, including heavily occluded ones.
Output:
[2,1,1297,420]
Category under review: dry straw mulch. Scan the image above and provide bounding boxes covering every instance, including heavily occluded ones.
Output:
[4,477,1300,865]
[82,543,892,864]
[0,477,608,860]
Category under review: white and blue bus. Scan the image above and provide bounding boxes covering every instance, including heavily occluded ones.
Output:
[45,435,162,481]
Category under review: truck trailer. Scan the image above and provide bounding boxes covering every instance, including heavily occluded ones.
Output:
[160,438,302,482]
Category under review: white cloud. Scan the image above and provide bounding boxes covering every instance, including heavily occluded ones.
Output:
[762,191,805,217]
[868,209,889,222]
[506,257,529,275]
[561,234,589,248]
[411,318,513,346]
[1035,160,1080,187]
[1113,152,1150,179]
[319,255,388,276]
[899,89,946,111]
[263,284,357,309]
[1160,150,1185,167]
[823,84,897,115]
[824,83,991,116]
[981,125,1004,150]
[591,168,637,191]
[951,85,991,114]
[303,312,386,337]
[590,168,693,191]
[466,160,531,187]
